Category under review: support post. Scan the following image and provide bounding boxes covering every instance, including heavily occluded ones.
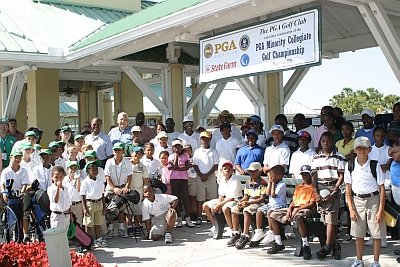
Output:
[199,82,227,123]
[78,82,98,129]
[283,68,310,104]
[15,84,27,131]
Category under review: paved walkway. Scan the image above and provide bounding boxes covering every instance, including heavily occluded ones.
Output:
[90,224,399,267]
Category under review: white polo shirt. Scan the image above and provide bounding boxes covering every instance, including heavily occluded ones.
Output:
[47,184,71,212]
[369,144,391,181]
[289,148,317,178]
[55,157,67,171]
[297,126,316,151]
[142,194,178,221]
[20,159,40,184]
[63,177,82,202]
[193,146,219,174]
[141,156,161,179]
[178,131,201,152]
[33,164,53,191]
[154,146,173,161]
[80,167,106,183]
[1,166,29,191]
[218,175,242,199]
[80,177,105,200]
[215,136,241,168]
[104,158,133,186]
[263,142,290,172]
[167,131,181,146]
[131,161,149,190]
[344,158,385,194]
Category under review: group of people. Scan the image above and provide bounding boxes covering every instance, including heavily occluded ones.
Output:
[0,105,400,266]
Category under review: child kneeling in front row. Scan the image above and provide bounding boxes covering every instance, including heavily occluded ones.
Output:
[142,184,178,243]
[346,137,386,267]
[203,161,242,237]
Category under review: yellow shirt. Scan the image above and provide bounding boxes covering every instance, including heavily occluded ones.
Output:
[335,138,354,156]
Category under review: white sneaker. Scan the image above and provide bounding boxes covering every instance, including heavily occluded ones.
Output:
[165,232,172,243]
[284,225,296,239]
[107,228,114,239]
[365,237,373,246]
[251,229,265,242]
[176,217,183,228]
[118,228,127,238]
[208,226,215,237]
[260,230,274,245]
[185,217,195,228]
[381,238,388,248]
[93,238,102,248]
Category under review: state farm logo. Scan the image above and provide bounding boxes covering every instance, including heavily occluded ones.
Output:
[204,62,237,73]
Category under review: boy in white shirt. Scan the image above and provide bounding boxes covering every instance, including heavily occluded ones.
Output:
[289,131,316,178]
[20,142,39,184]
[141,143,161,179]
[263,125,290,174]
[142,184,178,244]
[47,166,72,229]
[80,150,106,183]
[49,141,66,171]
[63,161,83,225]
[104,142,132,238]
[32,149,53,191]
[154,131,173,160]
[81,161,107,248]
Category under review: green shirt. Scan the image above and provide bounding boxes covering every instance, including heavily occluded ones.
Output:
[124,142,144,157]
[0,134,16,167]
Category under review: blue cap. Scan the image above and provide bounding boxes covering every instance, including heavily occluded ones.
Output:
[246,130,258,138]
[249,115,261,123]
[300,165,311,174]
[132,146,144,154]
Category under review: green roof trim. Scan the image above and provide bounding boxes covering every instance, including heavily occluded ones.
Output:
[60,103,78,114]
[71,0,207,51]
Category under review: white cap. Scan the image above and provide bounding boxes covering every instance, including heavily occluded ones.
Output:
[183,116,194,123]
[244,162,262,172]
[361,109,375,118]
[172,139,183,147]
[131,126,142,133]
[196,124,205,130]
[354,136,371,148]
[269,124,284,134]
[156,131,168,139]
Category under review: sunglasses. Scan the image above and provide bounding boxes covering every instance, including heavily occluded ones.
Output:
[249,122,259,126]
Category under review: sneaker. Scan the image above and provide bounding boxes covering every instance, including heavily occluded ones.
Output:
[127,227,134,237]
[371,262,381,267]
[195,217,202,227]
[284,225,296,239]
[267,242,285,254]
[312,234,320,242]
[381,238,388,248]
[185,217,195,228]
[365,237,373,246]
[260,230,274,245]
[165,232,172,244]
[118,228,127,238]
[208,226,215,237]
[350,259,364,267]
[332,243,341,260]
[23,237,31,244]
[316,245,331,260]
[302,245,312,260]
[101,238,108,247]
[93,238,103,248]
[107,228,114,238]
[250,229,264,242]
[176,217,183,228]
[342,234,353,244]
[133,226,142,237]
[227,232,241,246]
[235,234,250,250]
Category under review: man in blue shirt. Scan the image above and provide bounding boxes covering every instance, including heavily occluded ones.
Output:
[234,130,265,175]
[108,112,132,145]
[355,109,389,146]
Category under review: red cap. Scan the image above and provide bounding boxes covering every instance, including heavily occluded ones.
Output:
[297,131,311,140]
[241,123,250,130]
[221,161,234,168]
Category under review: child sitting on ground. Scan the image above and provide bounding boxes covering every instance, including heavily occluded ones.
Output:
[142,184,178,244]
[203,161,242,237]
[267,165,317,259]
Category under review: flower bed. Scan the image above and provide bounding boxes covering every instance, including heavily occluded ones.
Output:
[0,241,104,267]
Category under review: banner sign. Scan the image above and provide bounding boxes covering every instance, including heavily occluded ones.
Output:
[199,7,321,83]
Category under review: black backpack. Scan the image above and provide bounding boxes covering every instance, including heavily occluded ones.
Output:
[348,158,378,179]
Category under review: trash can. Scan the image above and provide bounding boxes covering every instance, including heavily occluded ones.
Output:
[43,227,72,267]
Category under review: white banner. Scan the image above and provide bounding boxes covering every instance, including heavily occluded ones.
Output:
[199,8,321,83]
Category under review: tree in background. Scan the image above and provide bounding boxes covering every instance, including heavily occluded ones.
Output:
[329,87,400,115]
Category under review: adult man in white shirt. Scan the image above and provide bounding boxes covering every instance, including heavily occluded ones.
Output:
[85,117,113,168]
[178,116,201,151]
[165,118,181,146]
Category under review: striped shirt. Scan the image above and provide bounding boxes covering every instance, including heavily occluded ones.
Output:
[244,177,267,199]
[108,126,132,145]
[311,150,345,183]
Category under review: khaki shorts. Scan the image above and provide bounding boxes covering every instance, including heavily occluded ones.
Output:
[196,174,217,202]
[50,212,70,229]
[317,183,341,225]
[83,200,105,227]
[204,198,239,210]
[150,212,177,237]
[231,203,264,215]
[188,178,196,196]
[270,208,317,224]
[71,201,83,225]
[350,194,387,239]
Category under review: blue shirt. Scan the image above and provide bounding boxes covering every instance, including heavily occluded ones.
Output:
[85,132,113,160]
[269,180,287,207]
[355,125,389,146]
[108,126,132,145]
[391,160,400,186]
[234,144,265,171]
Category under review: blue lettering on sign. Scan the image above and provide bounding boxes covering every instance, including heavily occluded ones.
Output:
[240,54,250,67]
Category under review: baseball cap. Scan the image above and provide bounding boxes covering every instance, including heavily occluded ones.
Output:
[131,126,142,133]
[33,144,42,150]
[0,118,8,124]
[183,116,194,123]
[241,123,250,130]
[196,125,206,130]
[112,142,125,150]
[297,131,311,140]
[361,109,375,118]
[61,126,71,132]
[246,129,258,137]
[74,134,84,140]
[244,162,262,172]
[48,141,60,148]
[354,136,371,148]
[221,161,234,168]
[219,123,231,131]
[25,131,38,139]
[299,165,312,174]
[156,131,168,139]
[84,160,101,171]
[21,142,33,150]
[132,146,144,154]
[172,139,183,147]
[58,141,66,146]
[10,149,23,157]
[84,150,97,158]
[249,115,261,123]
[67,161,80,168]
[8,118,16,123]
[199,131,211,139]
[269,124,284,134]
[39,149,52,155]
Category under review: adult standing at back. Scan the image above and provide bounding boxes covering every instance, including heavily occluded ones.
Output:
[85,117,113,168]
[0,118,16,169]
[211,110,242,148]
[8,118,24,141]
[355,109,389,146]
[108,112,132,145]
[165,118,181,146]
[247,115,267,148]
[313,106,334,150]
[293,113,316,151]
[179,116,201,152]
[135,112,155,144]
